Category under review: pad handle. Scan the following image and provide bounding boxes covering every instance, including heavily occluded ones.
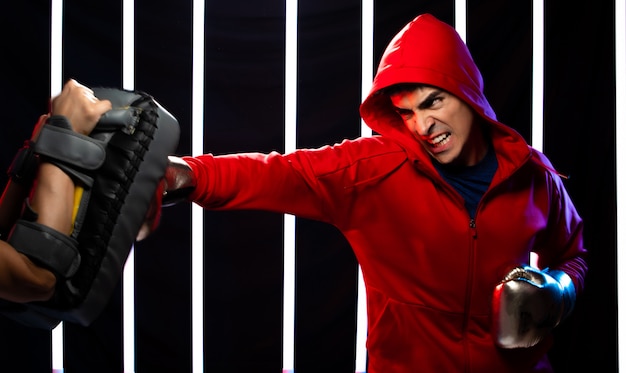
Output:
[8,219,81,278]
[33,116,106,186]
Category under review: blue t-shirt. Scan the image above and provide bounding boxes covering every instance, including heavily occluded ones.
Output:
[432,145,498,218]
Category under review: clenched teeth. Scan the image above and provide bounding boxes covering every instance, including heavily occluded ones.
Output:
[430,133,450,147]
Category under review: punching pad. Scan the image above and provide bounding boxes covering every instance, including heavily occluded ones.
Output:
[0,88,180,329]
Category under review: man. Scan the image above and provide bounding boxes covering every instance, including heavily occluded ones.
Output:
[160,14,587,372]
[0,79,111,303]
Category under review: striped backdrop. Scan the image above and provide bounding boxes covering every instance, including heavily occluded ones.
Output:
[0,1,621,372]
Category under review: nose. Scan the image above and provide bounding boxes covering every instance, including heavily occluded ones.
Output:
[408,110,431,136]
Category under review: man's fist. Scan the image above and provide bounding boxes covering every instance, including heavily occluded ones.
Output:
[135,157,195,241]
[492,266,576,349]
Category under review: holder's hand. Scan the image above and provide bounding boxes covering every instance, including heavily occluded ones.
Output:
[49,79,112,136]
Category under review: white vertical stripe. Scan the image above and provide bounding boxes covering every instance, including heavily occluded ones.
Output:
[190,205,205,373]
[454,0,467,43]
[50,1,64,372]
[284,1,298,155]
[50,0,64,97]
[121,1,136,372]
[282,214,296,373]
[531,0,544,152]
[529,0,544,269]
[616,1,626,372]
[192,1,206,373]
[122,0,135,91]
[122,246,135,373]
[191,204,205,373]
[355,2,373,372]
[359,0,373,138]
[283,1,298,372]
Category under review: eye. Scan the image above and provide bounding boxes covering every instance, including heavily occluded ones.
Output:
[423,96,443,109]
[421,91,447,109]
[394,108,413,120]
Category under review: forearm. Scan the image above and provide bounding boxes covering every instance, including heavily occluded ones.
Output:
[30,163,76,235]
[184,152,324,217]
[0,80,111,303]
[0,181,31,238]
[0,241,55,302]
[0,163,75,302]
[0,139,39,237]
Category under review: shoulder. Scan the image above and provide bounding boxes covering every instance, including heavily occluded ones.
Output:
[521,149,572,202]
[528,148,569,180]
[305,135,407,162]
[295,136,409,176]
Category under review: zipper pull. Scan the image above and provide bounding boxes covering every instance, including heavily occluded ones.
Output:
[469,218,478,238]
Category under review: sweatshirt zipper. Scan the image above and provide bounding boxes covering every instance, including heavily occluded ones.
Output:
[463,216,478,373]
[469,218,476,230]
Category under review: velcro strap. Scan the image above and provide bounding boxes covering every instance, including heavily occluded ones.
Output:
[96,106,142,134]
[8,220,81,278]
[33,117,106,171]
[7,141,39,186]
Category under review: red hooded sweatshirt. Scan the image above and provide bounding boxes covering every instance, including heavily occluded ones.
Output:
[185,13,587,373]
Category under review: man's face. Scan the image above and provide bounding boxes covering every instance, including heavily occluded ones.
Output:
[389,86,487,166]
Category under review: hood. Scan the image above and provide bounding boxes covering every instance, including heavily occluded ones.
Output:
[360,13,526,160]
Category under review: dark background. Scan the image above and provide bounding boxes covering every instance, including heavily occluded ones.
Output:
[0,1,617,372]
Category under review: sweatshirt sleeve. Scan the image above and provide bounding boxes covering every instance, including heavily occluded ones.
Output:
[181,151,332,222]
[180,137,409,229]
[537,171,588,296]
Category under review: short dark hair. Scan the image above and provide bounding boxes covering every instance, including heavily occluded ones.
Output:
[376,83,430,97]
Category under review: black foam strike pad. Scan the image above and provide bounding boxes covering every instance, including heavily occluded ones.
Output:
[0,88,180,329]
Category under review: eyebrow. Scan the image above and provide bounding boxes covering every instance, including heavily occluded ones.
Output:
[417,90,444,110]
[391,89,445,113]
